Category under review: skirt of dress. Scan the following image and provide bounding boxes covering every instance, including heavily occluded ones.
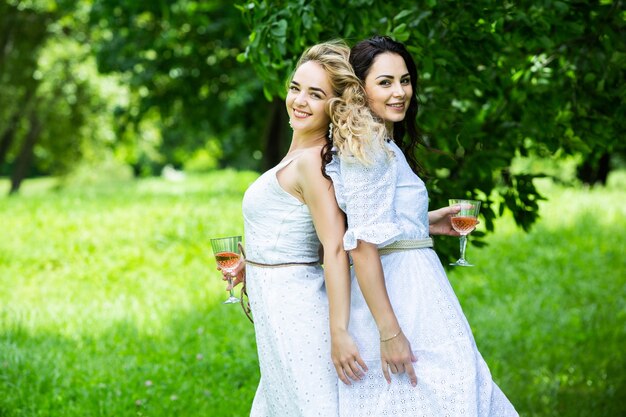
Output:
[247,264,339,417]
[338,249,518,417]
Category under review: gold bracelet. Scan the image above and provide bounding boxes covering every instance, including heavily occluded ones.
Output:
[380,330,402,343]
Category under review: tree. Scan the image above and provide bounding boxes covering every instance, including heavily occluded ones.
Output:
[0,0,123,194]
[87,0,282,174]
[238,0,625,257]
[0,1,52,181]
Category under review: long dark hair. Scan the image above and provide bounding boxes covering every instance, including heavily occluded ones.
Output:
[350,36,426,176]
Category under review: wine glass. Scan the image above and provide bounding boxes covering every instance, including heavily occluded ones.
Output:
[449,199,481,267]
[210,235,242,304]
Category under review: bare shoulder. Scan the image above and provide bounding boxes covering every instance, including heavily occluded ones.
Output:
[294,146,325,177]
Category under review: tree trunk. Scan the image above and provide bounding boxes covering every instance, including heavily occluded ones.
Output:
[595,152,611,185]
[262,98,290,171]
[577,151,611,186]
[0,110,21,169]
[0,84,36,173]
[9,112,41,195]
[0,5,17,71]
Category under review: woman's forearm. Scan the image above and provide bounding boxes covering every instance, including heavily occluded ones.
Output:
[323,248,352,334]
[350,241,400,338]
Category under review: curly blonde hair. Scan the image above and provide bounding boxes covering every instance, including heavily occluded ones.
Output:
[292,40,389,166]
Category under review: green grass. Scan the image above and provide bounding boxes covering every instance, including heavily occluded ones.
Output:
[448,175,626,417]
[1,171,625,416]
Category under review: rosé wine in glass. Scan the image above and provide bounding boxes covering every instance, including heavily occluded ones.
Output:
[210,236,242,304]
[451,216,479,235]
[449,199,481,266]
[215,251,240,269]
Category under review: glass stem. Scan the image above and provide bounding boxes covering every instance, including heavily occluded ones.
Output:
[459,235,468,261]
[227,277,235,298]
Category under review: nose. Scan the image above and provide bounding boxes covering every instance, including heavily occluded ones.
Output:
[294,90,307,107]
[392,81,406,98]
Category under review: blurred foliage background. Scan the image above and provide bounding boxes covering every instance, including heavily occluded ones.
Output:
[1,0,624,259]
[1,1,625,416]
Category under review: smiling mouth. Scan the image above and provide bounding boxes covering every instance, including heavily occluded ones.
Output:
[387,103,405,109]
[293,109,311,118]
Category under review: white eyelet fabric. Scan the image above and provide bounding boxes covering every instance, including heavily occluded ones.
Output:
[242,157,339,416]
[326,141,518,416]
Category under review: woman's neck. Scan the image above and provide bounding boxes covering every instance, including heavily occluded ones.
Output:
[288,130,327,153]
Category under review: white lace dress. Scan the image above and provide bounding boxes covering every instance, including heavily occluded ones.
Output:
[242,156,339,416]
[326,141,518,417]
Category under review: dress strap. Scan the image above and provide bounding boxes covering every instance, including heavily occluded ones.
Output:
[378,238,433,255]
[275,152,304,169]
[234,242,254,324]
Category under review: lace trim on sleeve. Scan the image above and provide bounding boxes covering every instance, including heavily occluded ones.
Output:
[343,223,402,251]
[338,148,402,251]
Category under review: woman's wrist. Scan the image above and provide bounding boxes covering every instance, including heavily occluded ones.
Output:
[330,323,349,335]
[380,329,402,342]
[378,323,401,341]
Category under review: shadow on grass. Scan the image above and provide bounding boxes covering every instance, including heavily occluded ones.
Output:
[0,301,258,417]
[1,203,625,417]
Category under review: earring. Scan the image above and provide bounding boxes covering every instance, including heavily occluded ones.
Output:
[328,123,334,138]
[288,119,293,129]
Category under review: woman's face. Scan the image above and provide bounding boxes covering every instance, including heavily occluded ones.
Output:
[286,61,333,136]
[363,52,412,131]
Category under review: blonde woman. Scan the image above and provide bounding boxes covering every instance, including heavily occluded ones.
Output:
[224,41,383,416]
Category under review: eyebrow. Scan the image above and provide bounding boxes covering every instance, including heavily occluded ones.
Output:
[290,80,328,96]
[375,73,411,79]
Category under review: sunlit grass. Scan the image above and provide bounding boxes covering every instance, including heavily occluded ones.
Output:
[448,174,626,417]
[1,171,625,416]
[1,171,260,416]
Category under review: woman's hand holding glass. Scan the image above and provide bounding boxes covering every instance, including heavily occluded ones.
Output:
[217,259,245,291]
[210,236,244,304]
[213,239,253,323]
[428,205,462,236]
[448,199,482,267]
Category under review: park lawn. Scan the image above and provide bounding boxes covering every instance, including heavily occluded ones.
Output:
[450,175,626,416]
[1,171,625,417]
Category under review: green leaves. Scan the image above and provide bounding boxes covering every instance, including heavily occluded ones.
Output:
[2,0,623,215]
[391,23,409,42]
[238,0,624,256]
[270,18,287,37]
[84,0,269,172]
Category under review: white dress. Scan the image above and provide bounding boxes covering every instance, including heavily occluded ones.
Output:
[326,141,518,417]
[242,156,339,416]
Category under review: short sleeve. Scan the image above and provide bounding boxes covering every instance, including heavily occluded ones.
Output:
[327,147,402,251]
